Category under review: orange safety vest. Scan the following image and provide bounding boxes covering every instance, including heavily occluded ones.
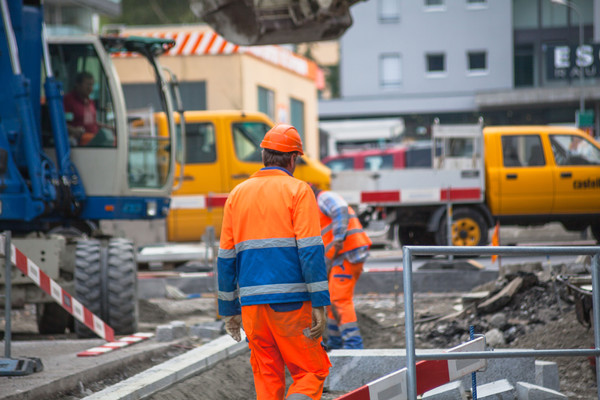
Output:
[318,204,371,260]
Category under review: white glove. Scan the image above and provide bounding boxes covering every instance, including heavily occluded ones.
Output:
[224,315,242,342]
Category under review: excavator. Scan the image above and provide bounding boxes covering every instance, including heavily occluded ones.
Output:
[0,0,361,338]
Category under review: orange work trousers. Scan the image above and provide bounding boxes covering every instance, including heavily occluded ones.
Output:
[327,260,364,349]
[242,301,331,400]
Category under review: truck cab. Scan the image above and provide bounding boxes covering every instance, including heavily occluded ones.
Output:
[153,110,330,241]
[484,126,600,238]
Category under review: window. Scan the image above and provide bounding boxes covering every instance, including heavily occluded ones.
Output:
[379,0,400,22]
[424,0,445,10]
[426,53,445,74]
[550,135,600,166]
[467,0,486,6]
[380,53,402,87]
[185,123,216,164]
[365,155,394,170]
[514,44,534,87]
[325,158,355,171]
[258,86,274,120]
[513,0,538,29]
[290,98,305,140]
[232,121,270,162]
[501,135,545,167]
[468,51,487,72]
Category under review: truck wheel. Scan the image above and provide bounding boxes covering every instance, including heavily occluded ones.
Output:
[74,238,138,337]
[36,303,74,334]
[74,240,102,338]
[435,208,489,246]
[105,238,138,335]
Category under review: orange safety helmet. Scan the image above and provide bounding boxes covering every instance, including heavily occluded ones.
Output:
[260,124,304,155]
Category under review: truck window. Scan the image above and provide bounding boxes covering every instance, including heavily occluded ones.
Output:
[232,122,270,162]
[48,43,116,148]
[550,135,600,166]
[501,135,544,167]
[185,123,216,164]
[325,158,355,171]
[365,155,394,170]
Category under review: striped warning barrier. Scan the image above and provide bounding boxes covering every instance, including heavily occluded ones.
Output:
[336,337,486,400]
[0,235,115,342]
[77,333,154,357]
[170,193,229,210]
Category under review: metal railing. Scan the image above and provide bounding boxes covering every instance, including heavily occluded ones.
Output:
[402,245,600,400]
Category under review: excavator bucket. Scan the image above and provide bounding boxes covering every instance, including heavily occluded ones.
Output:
[190,0,361,45]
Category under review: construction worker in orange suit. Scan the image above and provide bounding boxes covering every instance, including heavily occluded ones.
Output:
[311,186,372,349]
[217,124,331,400]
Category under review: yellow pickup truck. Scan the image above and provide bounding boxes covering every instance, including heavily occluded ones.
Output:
[330,124,600,246]
[157,110,330,242]
[484,126,600,237]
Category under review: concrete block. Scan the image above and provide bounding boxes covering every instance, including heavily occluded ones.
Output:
[460,353,535,387]
[328,349,535,393]
[327,349,440,392]
[535,360,559,391]
[516,381,567,400]
[190,320,224,340]
[156,324,173,342]
[476,379,515,400]
[171,320,187,338]
[422,381,466,400]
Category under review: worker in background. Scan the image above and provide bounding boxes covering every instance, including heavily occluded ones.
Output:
[217,124,331,400]
[63,71,98,146]
[311,185,372,350]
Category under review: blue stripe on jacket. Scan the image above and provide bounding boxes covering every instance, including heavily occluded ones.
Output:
[217,240,330,315]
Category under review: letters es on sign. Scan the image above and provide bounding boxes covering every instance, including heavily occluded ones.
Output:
[546,43,600,80]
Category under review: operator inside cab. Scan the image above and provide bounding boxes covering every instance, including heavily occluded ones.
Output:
[63,71,115,147]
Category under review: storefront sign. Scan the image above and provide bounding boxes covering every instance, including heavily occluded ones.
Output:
[546,43,600,80]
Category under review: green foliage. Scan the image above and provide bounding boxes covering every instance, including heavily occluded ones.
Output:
[106,0,198,26]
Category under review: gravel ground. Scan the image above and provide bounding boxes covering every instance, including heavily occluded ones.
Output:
[3,262,598,399]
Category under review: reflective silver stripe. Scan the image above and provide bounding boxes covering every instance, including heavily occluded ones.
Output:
[306,280,328,293]
[297,236,323,248]
[287,393,312,400]
[340,321,360,330]
[236,237,296,252]
[328,328,341,336]
[218,290,238,301]
[324,241,334,253]
[240,282,307,297]
[321,215,358,236]
[346,228,365,236]
[342,329,362,339]
[218,248,236,259]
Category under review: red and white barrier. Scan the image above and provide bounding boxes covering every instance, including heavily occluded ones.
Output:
[336,337,486,400]
[77,333,154,357]
[170,193,229,210]
[0,235,115,342]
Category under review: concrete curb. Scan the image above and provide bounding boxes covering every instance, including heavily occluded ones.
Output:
[82,334,248,400]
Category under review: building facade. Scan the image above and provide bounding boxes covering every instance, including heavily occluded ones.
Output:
[319,0,600,151]
[112,25,323,159]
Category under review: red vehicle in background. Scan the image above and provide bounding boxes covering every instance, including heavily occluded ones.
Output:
[322,143,433,172]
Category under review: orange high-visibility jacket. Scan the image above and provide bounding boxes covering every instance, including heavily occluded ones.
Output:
[317,194,371,260]
[217,167,330,316]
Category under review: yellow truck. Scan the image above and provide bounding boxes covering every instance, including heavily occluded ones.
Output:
[330,123,600,246]
[156,110,330,242]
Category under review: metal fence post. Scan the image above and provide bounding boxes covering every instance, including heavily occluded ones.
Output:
[402,246,417,399]
[591,253,600,400]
